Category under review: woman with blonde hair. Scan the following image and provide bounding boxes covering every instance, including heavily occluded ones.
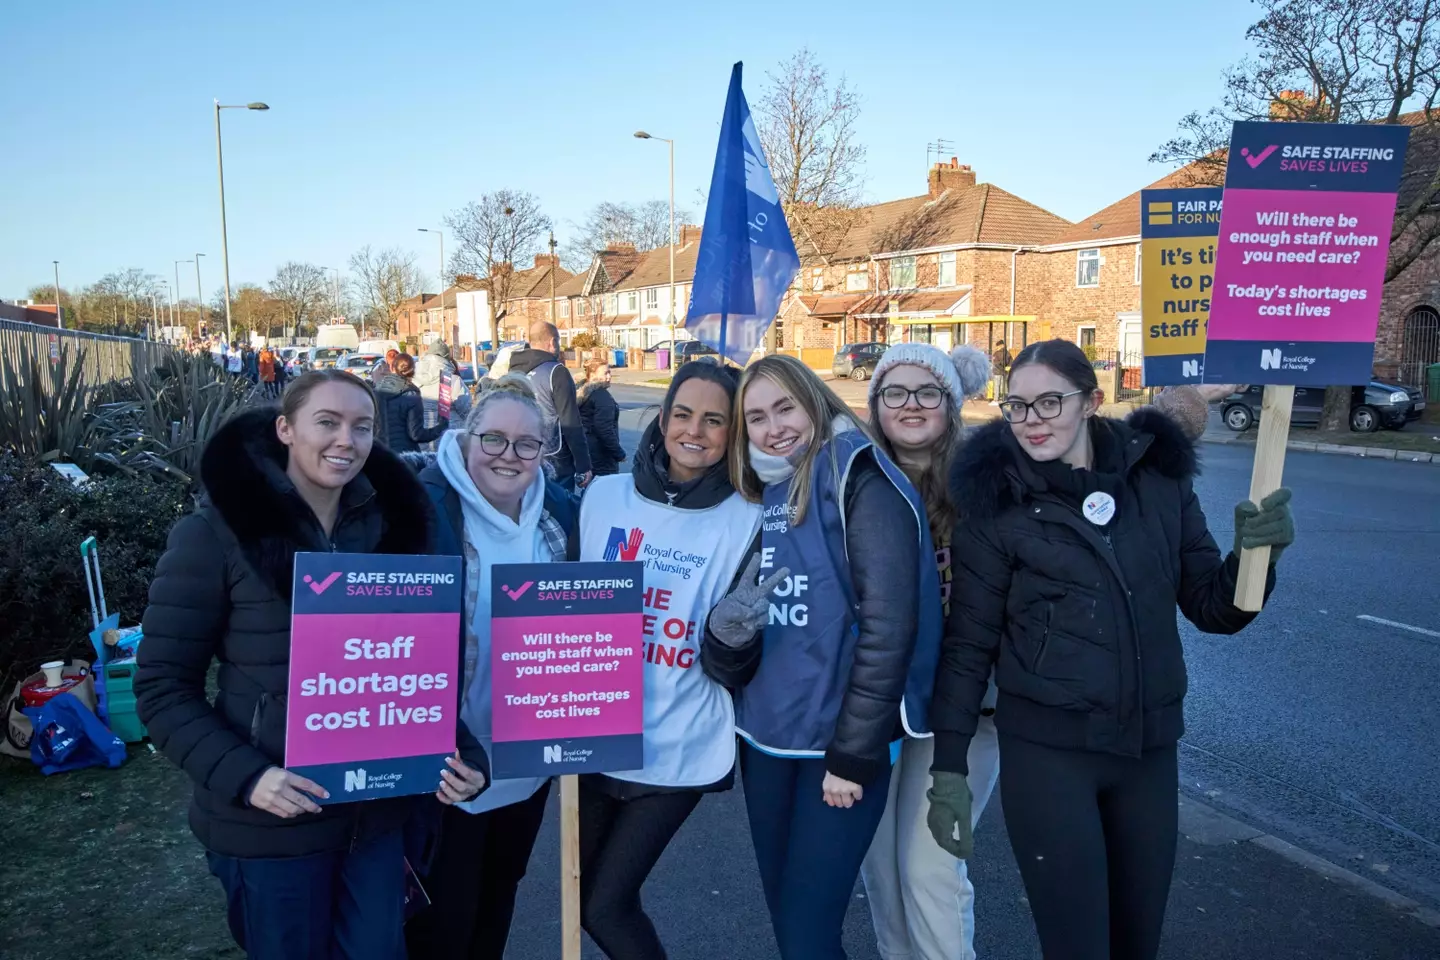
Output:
[701,354,941,960]
[404,374,579,960]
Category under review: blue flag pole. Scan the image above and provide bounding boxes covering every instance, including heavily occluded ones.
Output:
[684,62,801,367]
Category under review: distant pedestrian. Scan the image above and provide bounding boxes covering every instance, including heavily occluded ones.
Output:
[988,339,1011,406]
[373,348,399,380]
[226,349,243,377]
[257,347,277,398]
[375,353,449,454]
[928,339,1295,960]
[578,361,626,476]
[509,321,592,492]
[415,341,458,428]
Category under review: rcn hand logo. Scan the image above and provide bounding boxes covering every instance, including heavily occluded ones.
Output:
[603,526,644,562]
[344,768,367,792]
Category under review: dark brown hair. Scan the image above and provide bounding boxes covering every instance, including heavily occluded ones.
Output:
[1007,338,1099,395]
[281,368,378,420]
[393,353,416,378]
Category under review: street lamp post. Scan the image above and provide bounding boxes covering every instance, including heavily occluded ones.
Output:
[52,260,63,330]
[150,292,160,341]
[549,232,558,324]
[634,132,676,358]
[161,281,171,328]
[215,100,270,346]
[325,267,342,324]
[194,253,206,338]
[417,228,447,349]
[174,260,193,334]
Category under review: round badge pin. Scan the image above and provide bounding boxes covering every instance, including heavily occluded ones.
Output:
[1082,491,1116,526]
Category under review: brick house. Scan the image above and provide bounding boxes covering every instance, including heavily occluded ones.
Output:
[549,231,703,351]
[778,159,1072,361]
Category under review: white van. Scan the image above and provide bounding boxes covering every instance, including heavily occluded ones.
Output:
[315,323,360,351]
[359,339,399,356]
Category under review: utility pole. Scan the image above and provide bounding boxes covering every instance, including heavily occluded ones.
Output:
[52,261,63,330]
[550,232,558,323]
[195,254,207,339]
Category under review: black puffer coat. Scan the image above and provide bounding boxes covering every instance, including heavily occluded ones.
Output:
[376,373,447,454]
[931,409,1273,774]
[136,407,462,859]
[578,379,626,475]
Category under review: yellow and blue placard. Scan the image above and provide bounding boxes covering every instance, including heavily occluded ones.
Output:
[1140,187,1222,385]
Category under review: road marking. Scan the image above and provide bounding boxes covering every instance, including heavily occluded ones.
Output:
[1356,615,1440,639]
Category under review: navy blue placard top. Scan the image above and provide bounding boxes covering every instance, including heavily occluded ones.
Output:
[292,552,463,616]
[1223,121,1410,193]
[1140,187,1223,240]
[490,561,644,618]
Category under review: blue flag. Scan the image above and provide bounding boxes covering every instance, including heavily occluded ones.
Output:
[685,62,800,366]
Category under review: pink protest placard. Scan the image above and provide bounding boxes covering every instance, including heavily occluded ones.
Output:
[1204,120,1410,385]
[286,553,462,803]
[489,562,645,778]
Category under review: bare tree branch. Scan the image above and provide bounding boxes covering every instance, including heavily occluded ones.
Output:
[349,246,424,338]
[444,190,552,311]
[566,199,695,271]
[268,262,329,336]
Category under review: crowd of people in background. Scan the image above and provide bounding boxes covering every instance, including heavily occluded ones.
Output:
[134,332,1297,960]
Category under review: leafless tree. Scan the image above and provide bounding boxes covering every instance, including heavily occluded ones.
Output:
[1152,0,1440,427]
[567,199,695,269]
[349,246,424,337]
[445,190,552,312]
[755,48,868,263]
[268,262,329,337]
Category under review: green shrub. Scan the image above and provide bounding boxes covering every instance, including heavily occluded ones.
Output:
[0,452,190,688]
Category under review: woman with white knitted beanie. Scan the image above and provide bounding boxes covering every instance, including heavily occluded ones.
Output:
[859,341,998,960]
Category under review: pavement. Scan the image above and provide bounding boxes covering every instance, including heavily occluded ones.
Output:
[551,385,1440,959]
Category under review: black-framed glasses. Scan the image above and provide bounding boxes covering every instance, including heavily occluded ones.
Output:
[999,390,1085,423]
[879,385,946,409]
[471,432,543,460]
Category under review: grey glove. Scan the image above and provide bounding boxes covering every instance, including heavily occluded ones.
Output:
[707,554,790,648]
[926,770,974,859]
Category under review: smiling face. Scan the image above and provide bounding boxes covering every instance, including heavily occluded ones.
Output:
[1006,362,1101,465]
[875,365,949,461]
[275,380,375,492]
[663,377,731,482]
[465,396,545,508]
[743,374,814,458]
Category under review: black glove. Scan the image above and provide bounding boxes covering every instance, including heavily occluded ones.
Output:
[926,770,974,859]
[1233,487,1294,565]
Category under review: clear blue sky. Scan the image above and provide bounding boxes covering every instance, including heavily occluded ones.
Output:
[1,0,1260,299]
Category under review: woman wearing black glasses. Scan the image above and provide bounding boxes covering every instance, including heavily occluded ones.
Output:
[405,374,579,960]
[928,339,1294,960]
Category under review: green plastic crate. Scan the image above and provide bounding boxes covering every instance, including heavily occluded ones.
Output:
[102,659,147,743]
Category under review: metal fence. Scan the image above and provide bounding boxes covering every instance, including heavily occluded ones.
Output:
[1092,349,1155,404]
[0,319,173,395]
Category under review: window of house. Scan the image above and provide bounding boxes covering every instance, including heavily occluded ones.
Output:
[578,300,588,315]
[645,288,659,309]
[846,268,869,291]
[938,251,957,287]
[1134,245,1143,284]
[890,256,917,289]
[606,294,617,313]
[1077,325,1097,348]
[811,268,824,292]
[626,292,638,312]
[559,300,570,318]
[1076,249,1100,288]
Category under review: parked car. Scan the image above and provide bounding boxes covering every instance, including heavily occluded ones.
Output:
[1220,380,1421,433]
[303,346,348,371]
[672,340,718,363]
[456,362,486,386]
[832,342,887,381]
[337,352,383,382]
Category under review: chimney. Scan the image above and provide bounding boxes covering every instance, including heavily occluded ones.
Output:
[928,157,976,199]
[678,224,703,247]
[533,253,558,269]
[491,262,513,278]
[603,242,638,255]
[454,272,480,285]
[1270,89,1325,120]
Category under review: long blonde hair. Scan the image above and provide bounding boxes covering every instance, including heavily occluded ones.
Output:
[730,354,871,525]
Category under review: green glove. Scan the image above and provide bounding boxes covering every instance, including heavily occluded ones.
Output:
[926,770,974,859]
[1233,487,1295,564]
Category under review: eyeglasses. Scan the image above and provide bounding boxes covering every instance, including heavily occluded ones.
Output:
[471,432,543,460]
[999,390,1085,423]
[879,385,946,409]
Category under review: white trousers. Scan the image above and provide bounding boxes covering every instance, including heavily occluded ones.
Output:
[861,715,1002,960]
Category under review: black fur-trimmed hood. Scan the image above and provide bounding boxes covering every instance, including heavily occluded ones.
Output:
[198,406,432,594]
[951,406,1199,520]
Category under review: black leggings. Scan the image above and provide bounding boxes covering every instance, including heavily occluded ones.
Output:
[579,781,702,959]
[999,735,1178,960]
[405,781,552,960]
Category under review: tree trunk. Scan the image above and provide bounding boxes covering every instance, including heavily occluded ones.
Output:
[1319,385,1351,432]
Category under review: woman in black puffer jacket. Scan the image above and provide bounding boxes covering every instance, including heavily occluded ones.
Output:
[136,370,487,960]
[578,361,626,475]
[375,352,449,453]
[927,339,1295,960]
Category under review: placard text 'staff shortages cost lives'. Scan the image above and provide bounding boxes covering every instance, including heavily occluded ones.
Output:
[285,553,462,804]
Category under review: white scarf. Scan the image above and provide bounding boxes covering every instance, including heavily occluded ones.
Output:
[748,416,859,485]
[436,430,551,813]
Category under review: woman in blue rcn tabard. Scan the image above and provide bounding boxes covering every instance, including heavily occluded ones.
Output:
[702,355,942,960]
[575,359,769,960]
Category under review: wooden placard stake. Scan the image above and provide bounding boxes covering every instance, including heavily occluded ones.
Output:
[1234,384,1294,612]
[560,773,582,959]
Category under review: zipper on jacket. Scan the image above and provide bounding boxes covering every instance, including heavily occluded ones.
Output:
[1033,603,1055,673]
[250,693,267,747]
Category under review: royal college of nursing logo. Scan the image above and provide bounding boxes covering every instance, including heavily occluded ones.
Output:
[603,527,644,562]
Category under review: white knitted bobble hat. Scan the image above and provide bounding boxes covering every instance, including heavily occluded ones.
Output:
[867,342,992,407]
